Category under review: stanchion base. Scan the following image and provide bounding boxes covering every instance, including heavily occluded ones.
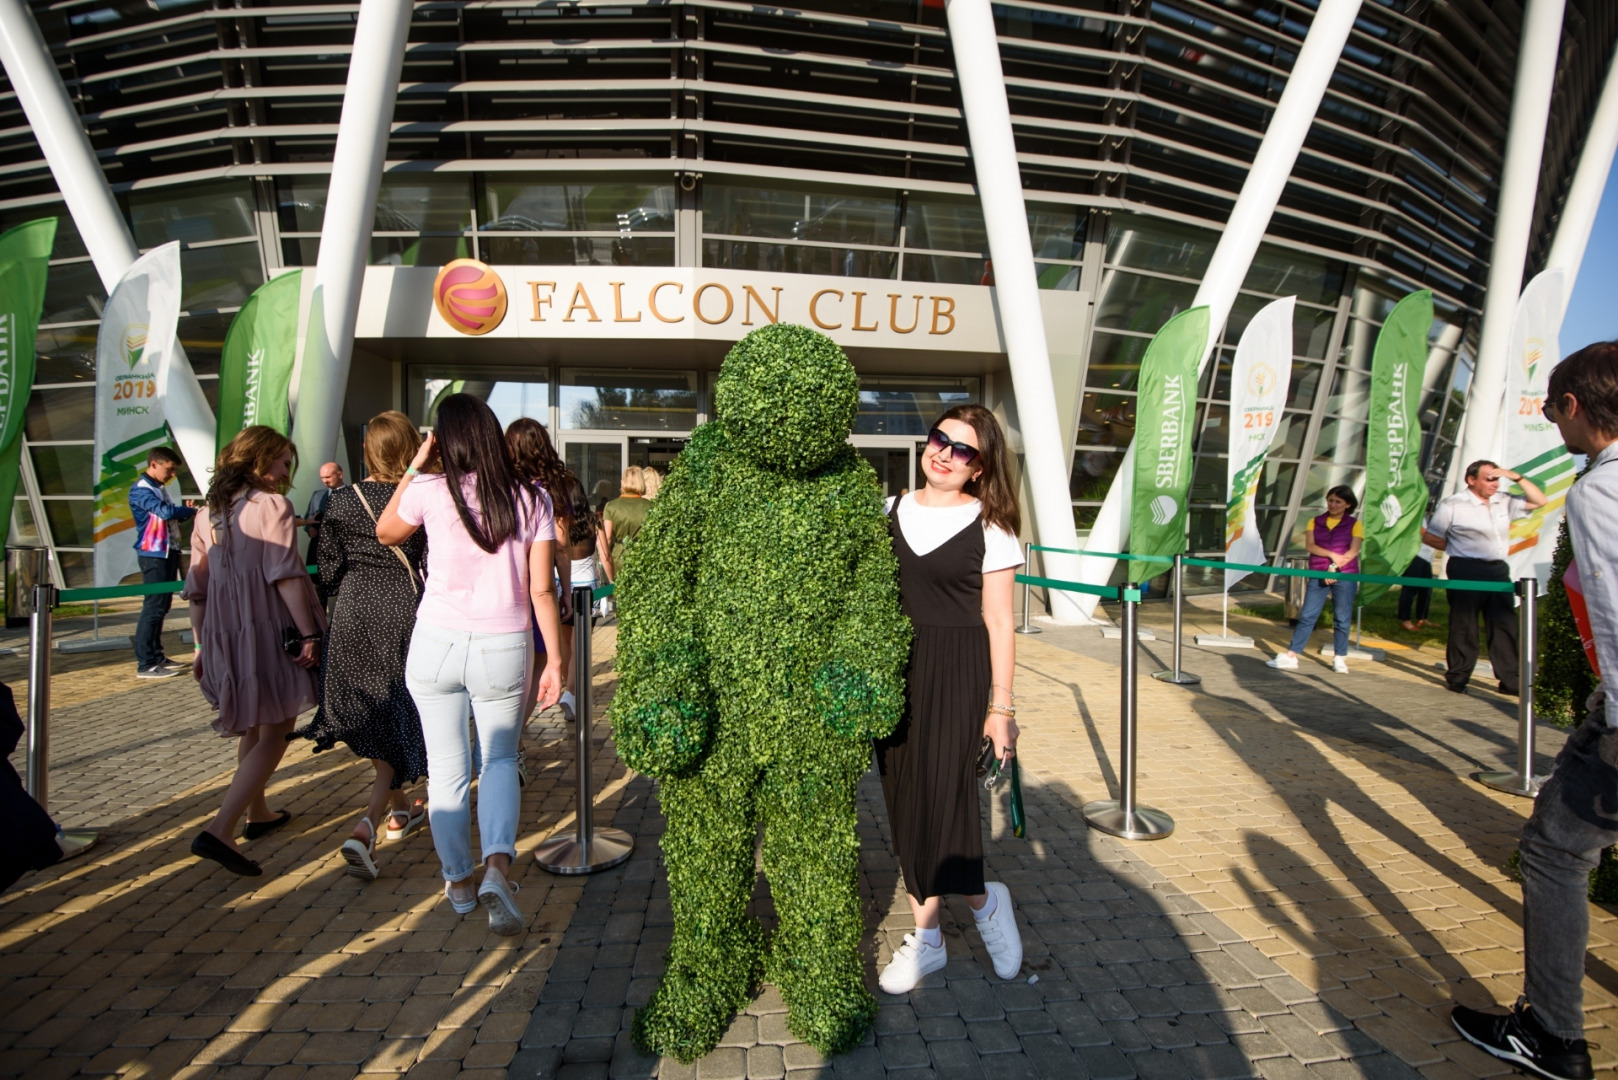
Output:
[1151,670,1201,686]
[1014,625,1043,635]
[534,828,634,875]
[1194,634,1254,649]
[1100,626,1156,641]
[57,830,98,860]
[1473,770,1547,798]
[1082,801,1174,840]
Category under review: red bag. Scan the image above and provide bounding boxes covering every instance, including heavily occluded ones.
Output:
[1563,559,1602,679]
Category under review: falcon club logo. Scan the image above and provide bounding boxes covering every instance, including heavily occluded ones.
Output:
[434,259,508,335]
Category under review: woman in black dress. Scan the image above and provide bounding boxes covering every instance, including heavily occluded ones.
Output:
[294,411,430,880]
[876,403,1025,993]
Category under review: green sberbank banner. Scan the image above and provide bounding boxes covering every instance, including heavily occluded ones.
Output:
[0,218,57,541]
[1129,305,1209,584]
[217,270,301,449]
[1361,289,1433,590]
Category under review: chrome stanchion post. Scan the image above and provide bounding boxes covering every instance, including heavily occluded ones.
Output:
[26,576,97,859]
[536,585,633,873]
[1474,578,1544,798]
[1016,542,1041,634]
[1085,584,1174,839]
[1152,553,1201,686]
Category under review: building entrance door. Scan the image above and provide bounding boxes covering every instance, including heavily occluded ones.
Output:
[563,439,624,509]
[851,436,923,501]
[628,437,687,475]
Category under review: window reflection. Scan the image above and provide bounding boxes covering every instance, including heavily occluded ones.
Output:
[854,379,976,436]
[560,371,698,431]
[481,177,675,234]
[706,181,899,246]
[128,180,257,247]
[1075,391,1137,447]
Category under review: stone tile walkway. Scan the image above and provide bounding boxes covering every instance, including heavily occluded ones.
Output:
[1,600,1611,1079]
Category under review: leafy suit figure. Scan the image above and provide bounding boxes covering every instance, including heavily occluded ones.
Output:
[610,324,911,1061]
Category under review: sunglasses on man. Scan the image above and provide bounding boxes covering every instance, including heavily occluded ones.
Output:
[927,426,981,467]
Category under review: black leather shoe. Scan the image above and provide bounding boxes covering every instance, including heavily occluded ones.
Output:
[242,811,291,840]
[1498,683,1521,697]
[191,831,263,876]
[1446,682,1469,695]
[1452,1002,1592,1080]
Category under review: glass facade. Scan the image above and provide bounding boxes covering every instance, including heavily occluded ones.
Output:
[0,0,1611,589]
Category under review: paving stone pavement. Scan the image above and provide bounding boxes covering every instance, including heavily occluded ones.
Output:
[3,603,1614,1078]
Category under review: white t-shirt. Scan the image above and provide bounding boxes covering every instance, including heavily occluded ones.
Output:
[886,493,1025,573]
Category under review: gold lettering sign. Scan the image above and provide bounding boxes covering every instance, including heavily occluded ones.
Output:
[809,288,844,330]
[649,281,684,323]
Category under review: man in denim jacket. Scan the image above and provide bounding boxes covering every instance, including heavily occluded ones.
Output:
[127,446,196,678]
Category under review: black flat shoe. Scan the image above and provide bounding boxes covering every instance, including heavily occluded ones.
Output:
[242,811,291,840]
[191,831,263,876]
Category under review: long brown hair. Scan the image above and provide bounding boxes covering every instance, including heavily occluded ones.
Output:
[505,417,570,515]
[935,403,1020,534]
[207,426,298,521]
[363,410,421,483]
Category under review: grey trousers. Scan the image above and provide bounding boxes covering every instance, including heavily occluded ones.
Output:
[1519,694,1618,1040]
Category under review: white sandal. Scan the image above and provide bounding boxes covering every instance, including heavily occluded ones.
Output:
[384,799,427,840]
[340,817,379,880]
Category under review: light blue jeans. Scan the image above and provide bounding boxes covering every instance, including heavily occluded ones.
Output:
[405,623,531,882]
[1288,577,1357,657]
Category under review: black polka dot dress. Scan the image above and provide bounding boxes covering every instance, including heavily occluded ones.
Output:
[292,481,429,788]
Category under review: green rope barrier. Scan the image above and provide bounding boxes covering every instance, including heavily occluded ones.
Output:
[1014,573,1138,603]
[1177,555,1516,593]
[57,565,322,605]
[1027,545,1173,563]
[593,582,615,602]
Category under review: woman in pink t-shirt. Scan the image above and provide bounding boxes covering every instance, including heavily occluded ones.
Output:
[376,394,562,934]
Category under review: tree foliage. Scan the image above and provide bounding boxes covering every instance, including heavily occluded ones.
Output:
[1534,462,1596,727]
[609,324,911,1062]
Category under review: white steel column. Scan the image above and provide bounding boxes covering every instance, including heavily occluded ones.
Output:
[0,0,217,483]
[1545,46,1618,320]
[947,0,1087,620]
[1071,0,1363,615]
[1455,0,1567,470]
[289,0,410,512]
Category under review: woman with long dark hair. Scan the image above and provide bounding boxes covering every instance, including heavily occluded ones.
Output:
[505,418,572,730]
[1267,484,1363,674]
[876,403,1026,992]
[294,411,430,880]
[183,426,325,876]
[376,394,563,934]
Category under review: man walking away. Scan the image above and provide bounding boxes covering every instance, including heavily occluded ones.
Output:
[1424,459,1547,695]
[1451,340,1618,1080]
[128,446,196,679]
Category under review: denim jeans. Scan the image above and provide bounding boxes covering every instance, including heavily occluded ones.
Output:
[405,623,531,882]
[134,552,179,670]
[1287,577,1357,656]
[1519,695,1618,1040]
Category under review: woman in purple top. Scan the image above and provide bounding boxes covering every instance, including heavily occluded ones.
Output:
[1268,485,1363,675]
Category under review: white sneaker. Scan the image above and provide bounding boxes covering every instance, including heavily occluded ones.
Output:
[878,932,947,994]
[975,881,1023,980]
[1266,652,1299,670]
[559,690,576,721]
[478,866,523,935]
[1333,655,1349,674]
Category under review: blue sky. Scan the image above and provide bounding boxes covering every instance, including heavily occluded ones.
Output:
[1561,163,1618,356]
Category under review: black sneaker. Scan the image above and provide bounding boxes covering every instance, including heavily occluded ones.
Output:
[135,665,180,680]
[1451,1002,1593,1080]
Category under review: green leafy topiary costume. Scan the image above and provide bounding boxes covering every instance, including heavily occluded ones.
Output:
[608,324,911,1062]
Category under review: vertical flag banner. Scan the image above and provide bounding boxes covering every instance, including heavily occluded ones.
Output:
[217,270,302,449]
[1130,306,1209,584]
[92,242,183,586]
[1223,296,1296,594]
[1503,270,1573,590]
[0,218,57,542]
[1360,289,1432,588]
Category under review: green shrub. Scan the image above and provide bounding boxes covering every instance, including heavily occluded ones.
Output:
[610,324,911,1061]
[1534,468,1596,727]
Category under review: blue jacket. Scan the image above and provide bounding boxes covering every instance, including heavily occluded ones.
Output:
[128,474,196,557]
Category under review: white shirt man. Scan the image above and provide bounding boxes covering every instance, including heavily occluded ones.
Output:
[1423,460,1546,695]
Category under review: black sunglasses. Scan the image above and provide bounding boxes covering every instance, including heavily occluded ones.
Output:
[927,426,981,467]
[1543,395,1564,420]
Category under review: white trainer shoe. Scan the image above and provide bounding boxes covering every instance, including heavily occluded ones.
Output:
[878,932,947,994]
[478,866,524,935]
[1266,652,1299,670]
[1333,655,1349,674]
[975,881,1023,979]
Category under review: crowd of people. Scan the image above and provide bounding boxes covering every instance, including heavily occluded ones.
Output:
[158,396,1029,986]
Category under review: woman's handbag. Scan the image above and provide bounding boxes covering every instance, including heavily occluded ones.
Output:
[978,740,1027,839]
[282,625,316,657]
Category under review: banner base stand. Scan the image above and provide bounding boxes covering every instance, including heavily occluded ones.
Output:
[1195,634,1254,649]
[1319,645,1384,661]
[58,636,132,653]
[1101,626,1156,641]
[1473,769,1546,798]
[1083,800,1174,840]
